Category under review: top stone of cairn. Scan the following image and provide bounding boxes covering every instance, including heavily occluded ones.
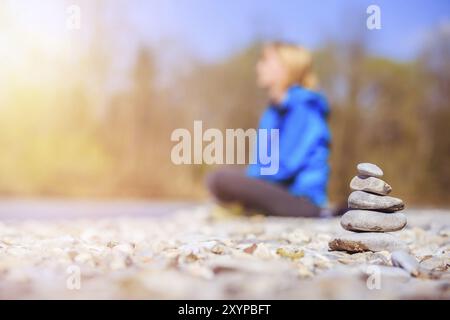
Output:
[357,163,383,178]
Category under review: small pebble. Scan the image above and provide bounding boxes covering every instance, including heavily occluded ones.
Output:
[348,191,405,212]
[350,176,392,195]
[391,250,420,277]
[341,210,407,232]
[329,232,408,253]
[357,163,384,178]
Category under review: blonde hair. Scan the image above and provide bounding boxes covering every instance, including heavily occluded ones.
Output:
[268,43,318,90]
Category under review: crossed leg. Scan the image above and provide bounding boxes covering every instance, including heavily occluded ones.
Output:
[206,169,321,218]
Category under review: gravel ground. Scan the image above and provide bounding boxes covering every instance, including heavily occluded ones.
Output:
[0,206,449,299]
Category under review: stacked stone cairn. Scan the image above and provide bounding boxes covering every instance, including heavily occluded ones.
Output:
[329,163,408,253]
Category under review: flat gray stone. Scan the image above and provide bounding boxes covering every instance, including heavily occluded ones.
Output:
[329,233,407,253]
[350,176,392,195]
[357,163,383,178]
[348,191,404,212]
[341,210,407,232]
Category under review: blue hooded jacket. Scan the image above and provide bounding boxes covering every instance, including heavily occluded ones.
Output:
[247,85,331,207]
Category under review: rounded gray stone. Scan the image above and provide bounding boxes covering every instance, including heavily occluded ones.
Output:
[340,210,407,232]
[357,163,383,178]
[391,250,420,277]
[350,176,392,195]
[328,232,407,253]
[348,191,404,212]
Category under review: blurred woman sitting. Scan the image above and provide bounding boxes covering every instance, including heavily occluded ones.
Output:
[207,43,332,218]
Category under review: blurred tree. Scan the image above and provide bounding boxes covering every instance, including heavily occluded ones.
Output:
[1,9,449,205]
[418,25,450,204]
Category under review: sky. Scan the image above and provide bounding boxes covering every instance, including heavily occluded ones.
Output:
[1,0,449,90]
[124,0,450,61]
[2,0,449,62]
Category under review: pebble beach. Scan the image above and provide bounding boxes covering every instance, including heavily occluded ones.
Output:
[0,206,449,299]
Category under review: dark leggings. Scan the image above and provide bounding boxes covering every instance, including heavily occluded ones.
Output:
[206,169,321,218]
